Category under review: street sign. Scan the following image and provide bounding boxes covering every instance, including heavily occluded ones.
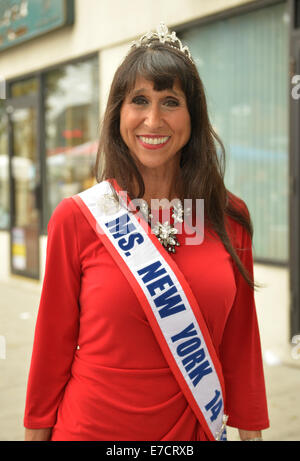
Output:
[0,0,74,52]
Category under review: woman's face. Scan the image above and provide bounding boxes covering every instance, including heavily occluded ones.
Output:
[120,77,191,172]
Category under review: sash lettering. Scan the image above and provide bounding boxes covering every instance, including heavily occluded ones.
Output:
[73,180,227,441]
[171,322,213,386]
[105,213,144,256]
[138,261,186,319]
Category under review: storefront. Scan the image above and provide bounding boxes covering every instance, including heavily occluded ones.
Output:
[5,56,99,279]
[180,1,289,264]
[0,1,99,279]
[0,0,297,349]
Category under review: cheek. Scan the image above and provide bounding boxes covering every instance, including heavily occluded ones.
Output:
[119,107,129,140]
[176,112,191,141]
[120,109,140,141]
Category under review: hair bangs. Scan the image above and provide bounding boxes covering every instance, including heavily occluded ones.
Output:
[124,45,189,94]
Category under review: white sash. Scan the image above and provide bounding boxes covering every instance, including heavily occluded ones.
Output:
[72,179,228,441]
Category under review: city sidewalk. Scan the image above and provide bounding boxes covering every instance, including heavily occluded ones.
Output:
[0,277,299,441]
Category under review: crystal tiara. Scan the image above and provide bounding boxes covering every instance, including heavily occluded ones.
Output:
[130,22,194,63]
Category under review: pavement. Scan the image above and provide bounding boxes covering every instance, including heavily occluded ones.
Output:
[0,276,300,441]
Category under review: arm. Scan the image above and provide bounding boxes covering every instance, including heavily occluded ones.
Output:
[220,208,269,435]
[23,199,81,432]
[25,428,52,441]
[238,429,262,441]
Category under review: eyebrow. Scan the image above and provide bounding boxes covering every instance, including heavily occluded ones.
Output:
[130,87,184,98]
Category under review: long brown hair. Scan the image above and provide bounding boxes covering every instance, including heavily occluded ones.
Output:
[95,41,257,290]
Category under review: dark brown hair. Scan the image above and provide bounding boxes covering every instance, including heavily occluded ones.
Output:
[95,41,257,290]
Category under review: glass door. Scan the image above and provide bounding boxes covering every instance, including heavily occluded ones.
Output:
[8,93,40,279]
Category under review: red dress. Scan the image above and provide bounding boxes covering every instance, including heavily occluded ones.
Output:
[23,193,269,441]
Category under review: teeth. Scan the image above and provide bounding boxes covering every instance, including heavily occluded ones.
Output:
[139,136,169,145]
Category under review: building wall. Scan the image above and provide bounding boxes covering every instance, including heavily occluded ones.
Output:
[1,0,257,80]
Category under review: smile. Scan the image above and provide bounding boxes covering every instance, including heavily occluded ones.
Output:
[137,135,171,149]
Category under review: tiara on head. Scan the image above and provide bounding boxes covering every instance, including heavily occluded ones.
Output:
[130,22,194,63]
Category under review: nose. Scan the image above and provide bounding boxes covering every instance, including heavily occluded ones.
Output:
[144,104,163,130]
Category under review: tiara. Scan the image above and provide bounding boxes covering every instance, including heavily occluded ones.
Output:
[131,22,194,63]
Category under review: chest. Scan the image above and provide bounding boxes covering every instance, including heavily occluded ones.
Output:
[78,226,236,352]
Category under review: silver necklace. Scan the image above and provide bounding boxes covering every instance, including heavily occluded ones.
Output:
[97,192,189,254]
[139,200,186,254]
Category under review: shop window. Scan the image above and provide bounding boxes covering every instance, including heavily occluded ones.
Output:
[0,101,9,229]
[11,78,38,98]
[181,2,289,262]
[44,56,99,226]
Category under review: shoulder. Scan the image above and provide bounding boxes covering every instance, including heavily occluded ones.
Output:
[48,197,80,230]
[224,191,252,249]
[226,191,250,219]
[47,187,105,250]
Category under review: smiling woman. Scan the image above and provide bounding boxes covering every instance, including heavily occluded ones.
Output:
[120,77,191,180]
[24,23,269,442]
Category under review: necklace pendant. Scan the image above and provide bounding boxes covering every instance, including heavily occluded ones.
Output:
[139,199,185,253]
[165,234,180,254]
[153,221,180,254]
[167,239,179,253]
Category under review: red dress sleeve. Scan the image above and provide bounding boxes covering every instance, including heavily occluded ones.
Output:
[220,203,270,431]
[24,199,80,429]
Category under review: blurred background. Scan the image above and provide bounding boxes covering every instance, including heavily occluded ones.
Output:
[0,0,300,441]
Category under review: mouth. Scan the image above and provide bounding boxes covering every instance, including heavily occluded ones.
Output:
[137,135,171,150]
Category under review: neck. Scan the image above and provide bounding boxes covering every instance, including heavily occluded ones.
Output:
[133,161,182,207]
[142,174,182,209]
[144,178,178,202]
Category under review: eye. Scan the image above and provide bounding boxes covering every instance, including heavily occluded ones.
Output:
[164,98,180,107]
[131,96,148,105]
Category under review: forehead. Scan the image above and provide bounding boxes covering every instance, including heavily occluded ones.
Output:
[128,76,185,97]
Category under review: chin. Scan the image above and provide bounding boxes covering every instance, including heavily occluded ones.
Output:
[137,157,170,169]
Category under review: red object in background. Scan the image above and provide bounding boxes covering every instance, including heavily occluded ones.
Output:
[63,129,83,139]
[47,140,98,157]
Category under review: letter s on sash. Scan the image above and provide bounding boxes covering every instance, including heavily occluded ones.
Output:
[118,232,144,252]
